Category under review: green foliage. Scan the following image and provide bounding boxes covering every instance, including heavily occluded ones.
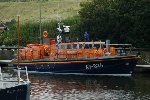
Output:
[0,24,17,46]
[0,16,80,46]
[79,0,150,48]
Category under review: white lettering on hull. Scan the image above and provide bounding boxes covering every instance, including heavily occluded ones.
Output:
[86,63,104,70]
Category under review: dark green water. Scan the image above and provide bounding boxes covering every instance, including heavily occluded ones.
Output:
[2,68,150,100]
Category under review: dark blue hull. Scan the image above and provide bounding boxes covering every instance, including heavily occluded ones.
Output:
[0,81,30,100]
[13,56,139,76]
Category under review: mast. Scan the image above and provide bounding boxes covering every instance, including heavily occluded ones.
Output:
[39,0,42,44]
[17,15,20,68]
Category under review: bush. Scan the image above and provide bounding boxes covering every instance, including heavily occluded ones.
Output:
[79,0,150,48]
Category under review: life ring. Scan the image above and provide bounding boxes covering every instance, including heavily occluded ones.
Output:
[43,31,48,38]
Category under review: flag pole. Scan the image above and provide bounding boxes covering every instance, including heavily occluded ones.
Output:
[17,15,20,68]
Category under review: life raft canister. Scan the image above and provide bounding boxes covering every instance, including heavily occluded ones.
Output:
[43,31,48,38]
[103,48,108,53]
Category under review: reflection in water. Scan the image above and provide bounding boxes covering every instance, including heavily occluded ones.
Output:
[25,74,150,100]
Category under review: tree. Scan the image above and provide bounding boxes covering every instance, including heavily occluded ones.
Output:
[79,0,150,48]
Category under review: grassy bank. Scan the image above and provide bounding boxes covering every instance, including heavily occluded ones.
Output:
[0,0,86,46]
[0,0,86,22]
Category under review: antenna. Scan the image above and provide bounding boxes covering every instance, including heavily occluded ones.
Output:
[39,0,42,44]
[17,15,20,68]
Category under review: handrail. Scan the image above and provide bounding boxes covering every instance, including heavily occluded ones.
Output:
[60,41,105,45]
[105,44,132,46]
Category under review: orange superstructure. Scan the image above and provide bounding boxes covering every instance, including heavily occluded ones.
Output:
[18,39,117,60]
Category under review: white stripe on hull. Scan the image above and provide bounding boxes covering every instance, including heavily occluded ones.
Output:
[14,69,131,77]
